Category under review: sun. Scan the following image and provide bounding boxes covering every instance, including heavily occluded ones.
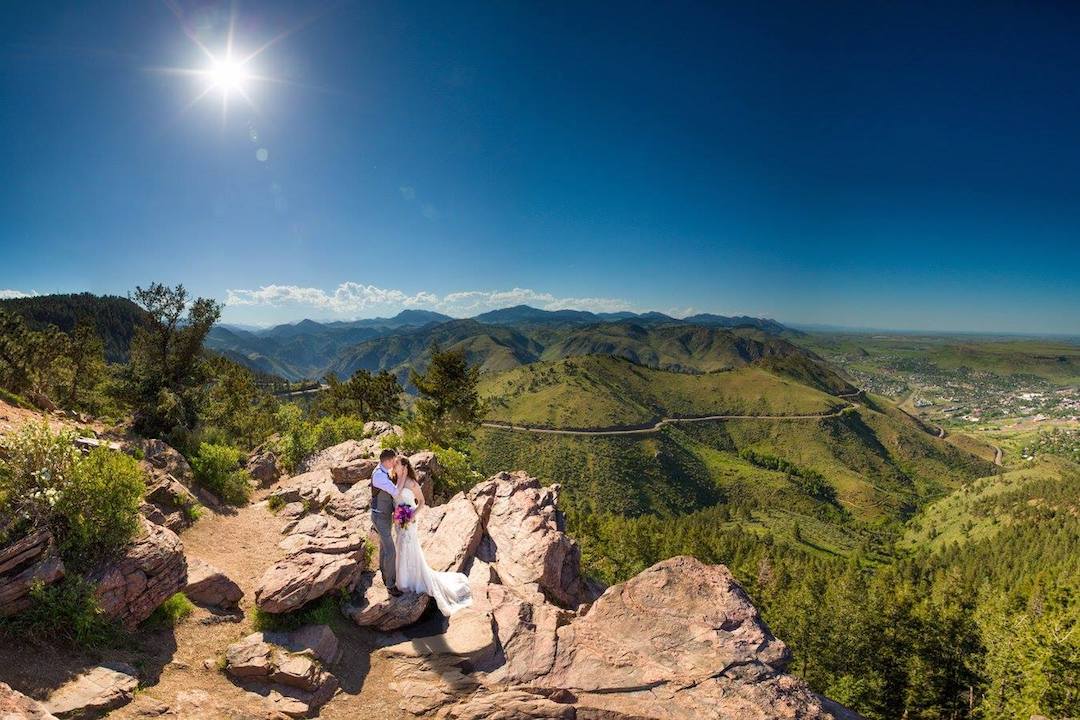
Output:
[208,57,250,95]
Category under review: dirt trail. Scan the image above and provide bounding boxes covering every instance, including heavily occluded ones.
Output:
[109,498,407,720]
[0,492,405,719]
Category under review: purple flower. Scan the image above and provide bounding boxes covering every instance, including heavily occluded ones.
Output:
[393,503,416,528]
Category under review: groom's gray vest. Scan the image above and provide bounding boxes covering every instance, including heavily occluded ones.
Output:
[371,466,396,515]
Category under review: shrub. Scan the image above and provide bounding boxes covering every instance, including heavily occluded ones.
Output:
[266,495,285,513]
[0,423,144,569]
[143,592,194,628]
[190,443,251,505]
[273,404,368,472]
[0,577,119,648]
[431,445,482,500]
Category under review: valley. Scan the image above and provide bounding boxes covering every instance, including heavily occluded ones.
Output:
[1,293,1077,720]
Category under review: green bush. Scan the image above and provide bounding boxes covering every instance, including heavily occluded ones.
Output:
[190,443,251,505]
[273,404,368,471]
[0,577,119,648]
[143,592,194,628]
[0,423,144,569]
[431,445,482,500]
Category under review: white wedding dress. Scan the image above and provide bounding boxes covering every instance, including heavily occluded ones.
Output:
[393,487,472,616]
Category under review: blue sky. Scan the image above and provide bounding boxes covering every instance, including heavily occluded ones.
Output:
[2,1,1079,332]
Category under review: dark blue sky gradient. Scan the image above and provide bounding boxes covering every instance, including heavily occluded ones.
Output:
[1,1,1078,331]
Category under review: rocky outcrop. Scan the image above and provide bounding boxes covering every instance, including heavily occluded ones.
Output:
[472,472,589,608]
[224,625,340,718]
[141,473,199,534]
[137,439,216,529]
[383,556,859,720]
[0,528,65,617]
[254,515,365,613]
[246,441,284,487]
[88,519,187,630]
[0,681,58,719]
[184,558,243,609]
[43,662,138,719]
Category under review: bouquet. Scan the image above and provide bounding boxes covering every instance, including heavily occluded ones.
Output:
[393,503,416,528]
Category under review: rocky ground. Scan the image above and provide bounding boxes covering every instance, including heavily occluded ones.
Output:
[0,406,860,719]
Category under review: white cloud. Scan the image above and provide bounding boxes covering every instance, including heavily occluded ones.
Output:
[225,282,634,318]
[399,186,416,201]
[0,289,35,300]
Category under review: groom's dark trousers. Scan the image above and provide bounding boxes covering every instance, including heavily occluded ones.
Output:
[372,487,397,589]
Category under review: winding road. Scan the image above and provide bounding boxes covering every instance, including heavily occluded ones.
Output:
[481,391,863,437]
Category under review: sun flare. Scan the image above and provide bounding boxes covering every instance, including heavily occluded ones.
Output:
[208,57,249,94]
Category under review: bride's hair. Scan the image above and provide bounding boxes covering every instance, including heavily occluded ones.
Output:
[397,457,417,482]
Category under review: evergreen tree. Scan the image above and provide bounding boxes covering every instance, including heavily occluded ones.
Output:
[409,344,484,447]
[66,318,106,407]
[123,283,221,440]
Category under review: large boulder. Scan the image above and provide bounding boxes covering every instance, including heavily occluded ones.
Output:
[299,439,377,474]
[246,442,283,488]
[141,473,199,533]
[0,681,58,719]
[342,572,430,632]
[329,458,378,485]
[139,439,194,486]
[382,556,859,720]
[254,537,364,614]
[0,528,65,617]
[88,519,187,630]
[139,438,220,516]
[43,662,138,719]
[364,420,404,439]
[184,557,243,609]
[531,556,858,720]
[472,472,589,608]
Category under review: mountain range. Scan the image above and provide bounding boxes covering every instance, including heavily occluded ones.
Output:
[204,305,806,383]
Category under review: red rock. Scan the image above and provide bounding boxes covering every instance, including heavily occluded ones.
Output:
[0,529,65,617]
[185,557,244,609]
[0,681,58,719]
[89,519,187,630]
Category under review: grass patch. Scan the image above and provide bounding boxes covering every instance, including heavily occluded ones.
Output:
[143,592,195,629]
[250,594,346,633]
[267,495,286,513]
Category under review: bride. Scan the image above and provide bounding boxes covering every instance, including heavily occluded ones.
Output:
[390,456,472,616]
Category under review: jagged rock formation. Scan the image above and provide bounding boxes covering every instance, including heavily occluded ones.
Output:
[382,556,859,719]
[1,681,58,719]
[43,662,138,719]
[88,518,187,630]
[0,528,65,618]
[224,624,340,718]
[137,439,214,531]
[254,513,365,613]
[246,440,284,487]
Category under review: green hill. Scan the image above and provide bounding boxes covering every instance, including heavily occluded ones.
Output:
[540,323,819,373]
[901,454,1080,552]
[475,391,994,550]
[0,292,146,362]
[479,355,844,429]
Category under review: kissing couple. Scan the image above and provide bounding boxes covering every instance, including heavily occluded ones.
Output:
[369,448,472,616]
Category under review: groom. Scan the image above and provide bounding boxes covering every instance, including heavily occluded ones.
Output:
[371,448,403,596]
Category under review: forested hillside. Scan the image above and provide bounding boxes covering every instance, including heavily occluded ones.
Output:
[0,293,146,362]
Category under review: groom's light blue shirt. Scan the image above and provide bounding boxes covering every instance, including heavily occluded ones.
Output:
[372,464,397,499]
